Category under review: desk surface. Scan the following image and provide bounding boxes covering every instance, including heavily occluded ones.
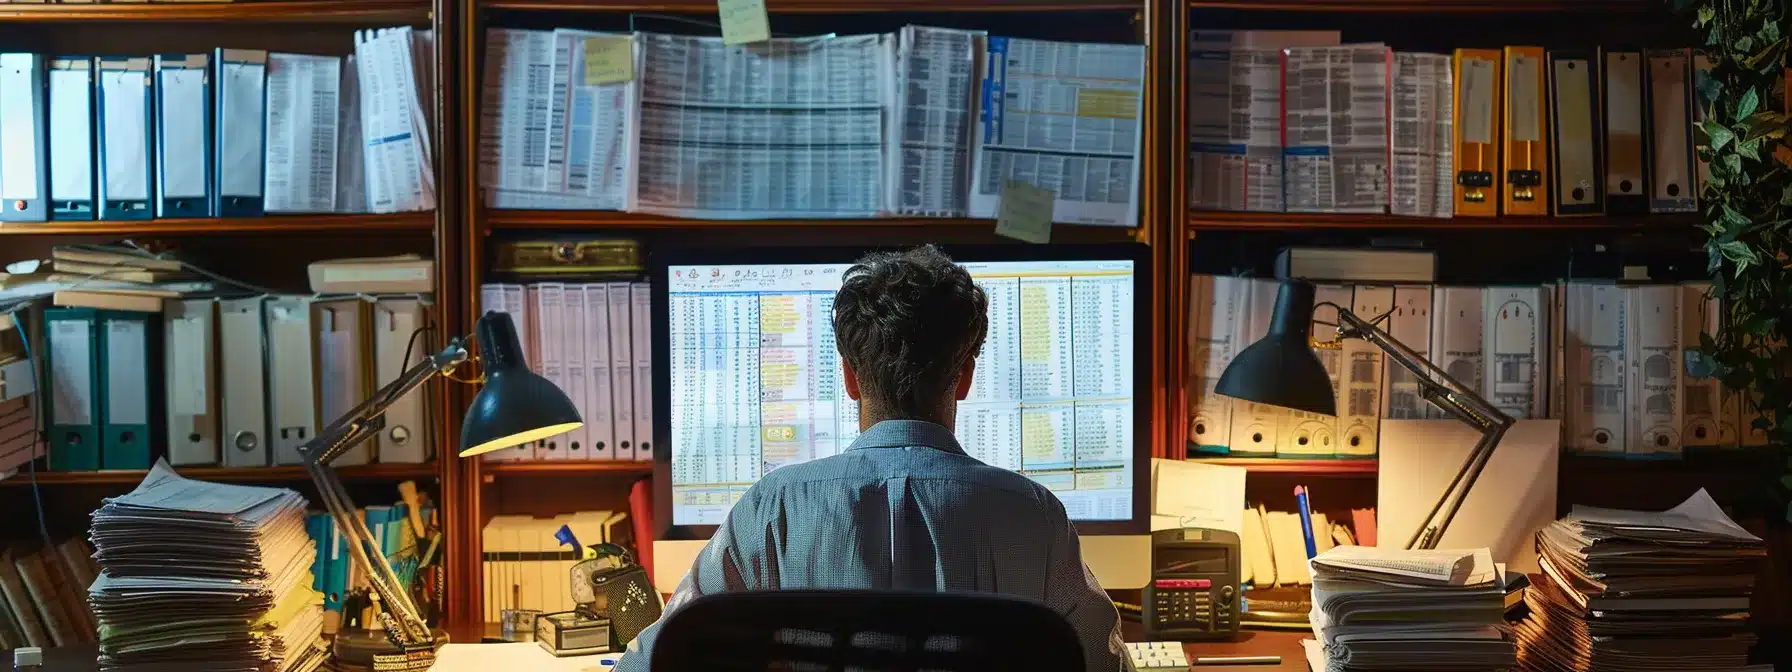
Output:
[23,630,1312,671]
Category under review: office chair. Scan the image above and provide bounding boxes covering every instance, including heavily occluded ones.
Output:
[649,590,1085,671]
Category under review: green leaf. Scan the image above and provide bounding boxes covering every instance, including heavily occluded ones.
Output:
[1765,21,1782,44]
[1724,153,1745,175]
[1739,138,1764,160]
[1706,123,1736,151]
[1737,36,1756,54]
[1697,5,1715,25]
[1738,89,1761,120]
[1721,240,1760,270]
[1721,204,1751,231]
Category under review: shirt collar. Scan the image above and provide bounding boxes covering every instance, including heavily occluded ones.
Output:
[845,420,967,457]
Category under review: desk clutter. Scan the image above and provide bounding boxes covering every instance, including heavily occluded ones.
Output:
[0,537,98,650]
[1513,489,1767,672]
[1303,546,1516,671]
[1,247,439,471]
[305,499,436,631]
[477,282,653,463]
[1190,33,1705,220]
[89,461,326,672]
[1189,275,1755,460]
[480,511,632,625]
[480,27,1144,227]
[0,30,434,222]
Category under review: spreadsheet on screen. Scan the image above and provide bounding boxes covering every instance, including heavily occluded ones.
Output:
[665,259,1137,526]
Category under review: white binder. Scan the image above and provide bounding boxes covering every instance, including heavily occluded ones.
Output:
[265,295,317,466]
[1187,275,1239,454]
[583,284,616,461]
[373,297,431,464]
[1382,285,1433,420]
[1429,287,1485,420]
[1483,287,1549,419]
[164,298,219,466]
[316,299,371,466]
[1565,283,1628,456]
[1626,285,1682,458]
[1227,278,1282,455]
[0,53,49,222]
[219,298,270,467]
[631,282,654,462]
[607,281,635,459]
[264,52,342,214]
[1340,285,1392,456]
[47,57,95,221]
[1677,283,1731,447]
[535,284,569,460]
[563,288,591,461]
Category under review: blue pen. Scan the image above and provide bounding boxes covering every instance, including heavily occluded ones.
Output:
[1295,486,1318,559]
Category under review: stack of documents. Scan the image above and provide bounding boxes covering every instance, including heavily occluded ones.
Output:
[88,460,326,672]
[1517,489,1765,671]
[1305,545,1516,671]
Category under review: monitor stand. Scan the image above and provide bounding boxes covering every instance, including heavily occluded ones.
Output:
[654,534,1148,592]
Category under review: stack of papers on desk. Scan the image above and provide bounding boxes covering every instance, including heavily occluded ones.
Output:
[1304,545,1516,671]
[1515,489,1766,672]
[88,460,326,672]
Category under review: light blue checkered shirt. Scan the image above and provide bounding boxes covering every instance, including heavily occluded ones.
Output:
[616,419,1132,671]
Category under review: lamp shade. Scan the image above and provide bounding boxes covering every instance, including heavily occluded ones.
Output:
[1213,280,1337,417]
[459,311,584,457]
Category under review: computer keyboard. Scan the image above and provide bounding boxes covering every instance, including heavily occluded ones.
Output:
[1125,641,1190,671]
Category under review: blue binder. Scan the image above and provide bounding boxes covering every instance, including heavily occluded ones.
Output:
[0,53,49,222]
[153,53,213,218]
[98,310,154,469]
[96,57,154,221]
[307,512,328,592]
[325,518,346,612]
[47,57,96,221]
[44,308,102,471]
[212,48,266,217]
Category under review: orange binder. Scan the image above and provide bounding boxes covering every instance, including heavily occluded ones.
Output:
[1502,46,1549,216]
[1452,49,1503,216]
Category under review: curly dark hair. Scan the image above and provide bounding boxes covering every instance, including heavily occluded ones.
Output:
[832,245,988,420]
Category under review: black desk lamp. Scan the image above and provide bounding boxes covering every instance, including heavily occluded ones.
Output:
[301,311,581,670]
[1214,280,1513,551]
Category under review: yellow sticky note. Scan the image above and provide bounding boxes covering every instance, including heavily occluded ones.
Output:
[717,0,770,46]
[582,36,632,86]
[995,181,1054,244]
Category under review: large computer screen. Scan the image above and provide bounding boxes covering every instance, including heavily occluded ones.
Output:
[656,247,1145,530]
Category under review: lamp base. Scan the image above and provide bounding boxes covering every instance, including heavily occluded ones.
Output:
[330,628,451,672]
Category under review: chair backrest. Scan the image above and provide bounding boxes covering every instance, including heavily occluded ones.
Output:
[649,589,1085,672]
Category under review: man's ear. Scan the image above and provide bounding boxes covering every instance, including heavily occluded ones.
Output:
[842,360,862,401]
[954,358,976,401]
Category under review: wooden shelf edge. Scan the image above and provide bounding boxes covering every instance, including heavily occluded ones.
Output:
[1186,456,1379,475]
[482,461,654,476]
[485,210,1007,230]
[1186,0,1665,11]
[1186,211,1697,232]
[0,0,431,23]
[0,462,439,486]
[0,213,436,236]
[482,0,1137,12]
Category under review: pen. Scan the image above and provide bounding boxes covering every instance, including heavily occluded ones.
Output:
[1295,485,1317,559]
[1194,655,1283,666]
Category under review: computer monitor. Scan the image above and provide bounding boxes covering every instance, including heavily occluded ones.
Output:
[650,244,1152,590]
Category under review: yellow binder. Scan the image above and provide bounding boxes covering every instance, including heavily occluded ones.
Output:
[1452,49,1503,216]
[1502,46,1550,216]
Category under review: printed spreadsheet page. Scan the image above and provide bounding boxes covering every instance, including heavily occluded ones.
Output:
[665,259,1136,526]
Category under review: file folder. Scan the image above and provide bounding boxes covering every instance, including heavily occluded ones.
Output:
[0,53,49,222]
[96,57,153,221]
[563,289,591,461]
[1626,285,1682,459]
[213,49,267,217]
[47,57,96,221]
[372,297,430,464]
[1692,51,1714,195]
[44,308,101,472]
[164,298,219,466]
[1604,50,1649,215]
[219,297,269,467]
[1452,49,1502,216]
[581,284,615,461]
[630,282,653,462]
[153,53,213,218]
[1547,48,1604,217]
[1646,48,1696,214]
[606,282,635,459]
[265,295,317,466]
[314,298,372,465]
[1501,46,1549,216]
[99,310,153,470]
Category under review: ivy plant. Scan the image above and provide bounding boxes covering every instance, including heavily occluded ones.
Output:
[1675,0,1792,523]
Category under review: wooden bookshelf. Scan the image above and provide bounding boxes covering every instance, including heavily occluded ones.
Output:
[0,462,439,487]
[0,0,430,23]
[480,0,1137,11]
[485,210,996,230]
[0,213,435,237]
[1187,457,1379,475]
[1184,211,1698,232]
[1184,0,1668,11]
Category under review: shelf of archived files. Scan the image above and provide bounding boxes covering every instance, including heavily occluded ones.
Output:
[486,210,1007,230]
[481,0,1140,12]
[1185,211,1700,233]
[0,213,436,237]
[1183,0,1670,11]
[1187,457,1379,475]
[0,462,439,487]
[479,461,655,478]
[0,0,430,23]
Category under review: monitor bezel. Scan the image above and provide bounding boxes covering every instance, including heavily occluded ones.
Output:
[650,242,1153,542]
